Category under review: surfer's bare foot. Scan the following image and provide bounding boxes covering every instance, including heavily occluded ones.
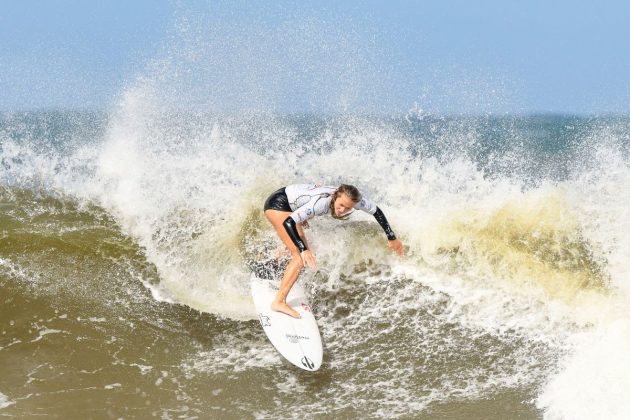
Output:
[271,302,301,318]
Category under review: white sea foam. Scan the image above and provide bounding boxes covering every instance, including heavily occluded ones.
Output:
[538,319,630,420]
[3,109,628,417]
[0,392,14,410]
[0,257,38,284]
[1,6,629,418]
[4,110,628,416]
[536,129,630,419]
[2,37,629,417]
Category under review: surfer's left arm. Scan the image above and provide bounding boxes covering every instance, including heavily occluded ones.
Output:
[356,198,404,256]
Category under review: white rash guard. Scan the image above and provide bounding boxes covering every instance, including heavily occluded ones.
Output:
[284,184,377,224]
[280,184,396,252]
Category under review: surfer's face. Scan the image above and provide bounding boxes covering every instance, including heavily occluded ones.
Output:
[334,193,356,217]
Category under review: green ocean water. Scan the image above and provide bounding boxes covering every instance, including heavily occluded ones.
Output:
[1,111,629,418]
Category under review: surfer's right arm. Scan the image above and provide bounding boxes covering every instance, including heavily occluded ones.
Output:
[283,216,316,268]
[355,197,405,256]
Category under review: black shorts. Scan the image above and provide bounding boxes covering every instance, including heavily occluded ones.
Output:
[263,187,292,212]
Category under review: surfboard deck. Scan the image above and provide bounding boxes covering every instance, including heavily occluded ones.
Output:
[251,276,323,371]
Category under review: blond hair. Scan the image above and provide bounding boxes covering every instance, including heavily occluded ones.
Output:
[330,184,362,219]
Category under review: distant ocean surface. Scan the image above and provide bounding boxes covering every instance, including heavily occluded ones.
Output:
[1,108,629,419]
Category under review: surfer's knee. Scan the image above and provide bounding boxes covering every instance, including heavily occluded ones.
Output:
[290,253,304,268]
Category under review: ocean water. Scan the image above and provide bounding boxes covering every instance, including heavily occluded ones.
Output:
[1,105,629,419]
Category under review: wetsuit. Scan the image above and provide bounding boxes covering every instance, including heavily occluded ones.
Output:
[264,184,397,252]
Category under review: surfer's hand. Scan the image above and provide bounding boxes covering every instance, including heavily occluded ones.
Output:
[300,250,316,268]
[388,239,404,256]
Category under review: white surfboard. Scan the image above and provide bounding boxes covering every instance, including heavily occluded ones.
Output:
[251,276,323,371]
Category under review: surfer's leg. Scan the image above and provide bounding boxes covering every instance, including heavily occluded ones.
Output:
[265,210,307,318]
[271,254,303,318]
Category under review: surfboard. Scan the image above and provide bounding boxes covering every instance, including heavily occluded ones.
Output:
[251,276,323,371]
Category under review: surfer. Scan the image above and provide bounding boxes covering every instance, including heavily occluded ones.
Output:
[263,184,404,318]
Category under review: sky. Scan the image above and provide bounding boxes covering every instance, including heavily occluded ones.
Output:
[1,0,629,115]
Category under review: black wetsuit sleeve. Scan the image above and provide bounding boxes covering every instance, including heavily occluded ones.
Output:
[283,217,308,252]
[373,207,396,241]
